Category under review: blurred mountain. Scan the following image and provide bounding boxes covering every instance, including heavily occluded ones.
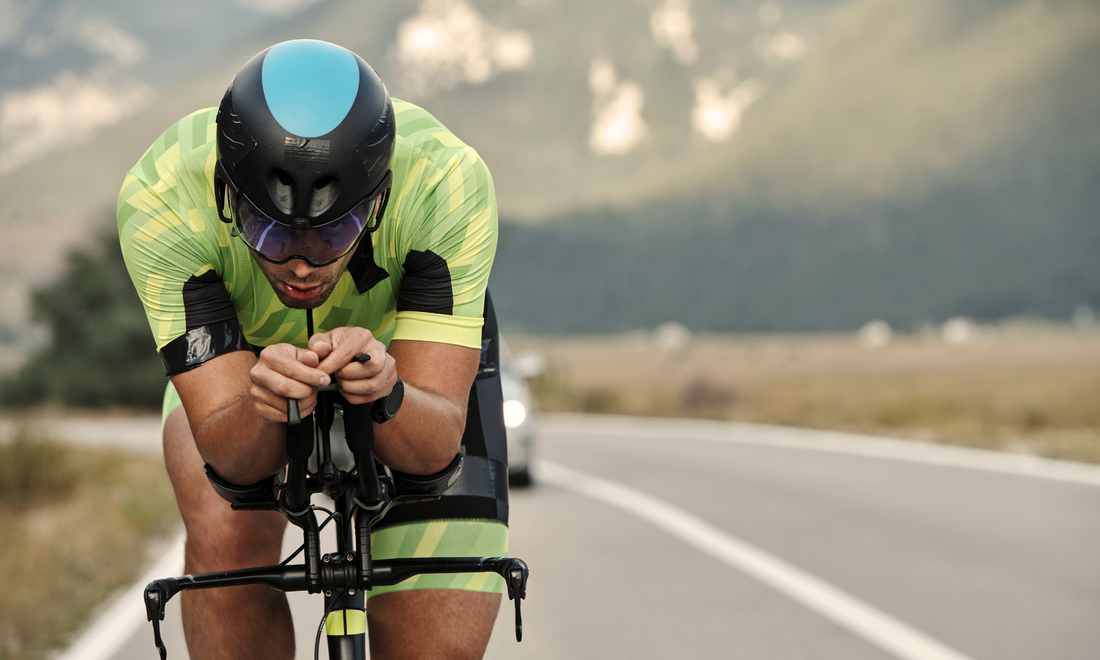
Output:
[0,0,1097,347]
[488,0,1100,332]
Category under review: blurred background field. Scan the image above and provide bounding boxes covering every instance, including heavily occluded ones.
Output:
[512,325,1100,464]
[0,427,178,660]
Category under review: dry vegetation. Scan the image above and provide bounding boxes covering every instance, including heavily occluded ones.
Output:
[512,329,1100,464]
[0,427,178,660]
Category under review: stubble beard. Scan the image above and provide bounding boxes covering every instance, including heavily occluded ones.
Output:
[253,255,349,310]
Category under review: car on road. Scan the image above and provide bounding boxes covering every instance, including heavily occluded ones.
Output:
[500,339,542,487]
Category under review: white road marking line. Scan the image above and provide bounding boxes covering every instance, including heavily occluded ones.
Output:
[539,459,979,660]
[57,532,185,660]
[544,414,1100,487]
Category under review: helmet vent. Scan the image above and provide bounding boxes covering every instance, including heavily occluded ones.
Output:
[267,169,295,214]
[310,176,341,217]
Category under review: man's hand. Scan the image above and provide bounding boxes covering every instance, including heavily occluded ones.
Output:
[249,344,332,422]
[309,327,399,405]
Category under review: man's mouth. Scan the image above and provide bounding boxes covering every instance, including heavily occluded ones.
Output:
[280,281,324,302]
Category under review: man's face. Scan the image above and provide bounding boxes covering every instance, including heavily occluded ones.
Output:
[250,249,356,309]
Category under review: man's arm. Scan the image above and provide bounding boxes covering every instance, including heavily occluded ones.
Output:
[171,345,332,485]
[374,338,479,475]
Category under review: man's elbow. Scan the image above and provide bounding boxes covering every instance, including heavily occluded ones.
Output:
[420,409,466,475]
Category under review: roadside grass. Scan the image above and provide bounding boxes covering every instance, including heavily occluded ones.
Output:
[514,330,1100,464]
[0,426,178,660]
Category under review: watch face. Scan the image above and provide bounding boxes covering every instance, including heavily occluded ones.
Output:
[385,378,404,418]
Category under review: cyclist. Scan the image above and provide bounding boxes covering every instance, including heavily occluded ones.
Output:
[117,39,508,660]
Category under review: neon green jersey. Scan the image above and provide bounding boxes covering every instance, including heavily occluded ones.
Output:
[117,100,497,375]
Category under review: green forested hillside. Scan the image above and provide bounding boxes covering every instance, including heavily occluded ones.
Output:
[490,148,1100,332]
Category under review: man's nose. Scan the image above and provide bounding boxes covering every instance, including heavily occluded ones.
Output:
[288,259,316,280]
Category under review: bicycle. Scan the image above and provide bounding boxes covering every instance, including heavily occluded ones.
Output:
[142,313,530,659]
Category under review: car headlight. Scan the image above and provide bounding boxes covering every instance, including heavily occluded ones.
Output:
[503,399,527,428]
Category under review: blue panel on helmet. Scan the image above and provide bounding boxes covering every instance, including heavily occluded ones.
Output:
[262,40,360,138]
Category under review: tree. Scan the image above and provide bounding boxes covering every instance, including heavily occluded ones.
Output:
[1,218,165,409]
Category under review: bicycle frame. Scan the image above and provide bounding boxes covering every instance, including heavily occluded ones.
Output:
[143,382,529,659]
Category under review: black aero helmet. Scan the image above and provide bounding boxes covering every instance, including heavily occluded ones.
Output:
[215,40,395,264]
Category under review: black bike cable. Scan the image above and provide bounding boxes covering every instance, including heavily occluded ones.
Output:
[314,595,343,660]
[279,506,337,566]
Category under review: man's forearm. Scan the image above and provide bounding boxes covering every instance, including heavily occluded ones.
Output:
[373,382,466,475]
[195,392,289,484]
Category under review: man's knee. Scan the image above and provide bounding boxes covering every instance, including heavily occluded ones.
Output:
[163,406,286,570]
[183,503,286,572]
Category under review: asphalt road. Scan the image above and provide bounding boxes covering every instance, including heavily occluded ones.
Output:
[48,414,1100,660]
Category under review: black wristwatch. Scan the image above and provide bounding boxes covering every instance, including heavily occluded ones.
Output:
[371,376,404,424]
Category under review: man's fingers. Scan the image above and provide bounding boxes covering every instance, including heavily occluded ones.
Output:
[334,352,397,404]
[298,347,322,368]
[318,344,377,376]
[250,381,317,410]
[254,398,316,423]
[314,327,375,374]
[307,337,334,361]
[251,384,316,422]
[334,356,388,387]
[252,365,327,397]
[260,347,330,388]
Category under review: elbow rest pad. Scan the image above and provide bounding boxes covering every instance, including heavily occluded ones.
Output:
[203,464,280,508]
[390,453,464,496]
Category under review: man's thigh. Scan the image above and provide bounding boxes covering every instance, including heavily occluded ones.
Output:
[367,589,501,660]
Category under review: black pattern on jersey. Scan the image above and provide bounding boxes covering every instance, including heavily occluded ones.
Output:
[347,238,391,294]
[398,249,453,315]
[182,271,237,330]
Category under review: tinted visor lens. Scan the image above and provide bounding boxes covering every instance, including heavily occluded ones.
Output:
[233,194,378,266]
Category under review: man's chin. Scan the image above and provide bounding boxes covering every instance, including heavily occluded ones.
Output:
[250,250,349,309]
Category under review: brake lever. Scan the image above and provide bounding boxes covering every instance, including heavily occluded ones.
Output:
[145,578,183,659]
[502,558,530,641]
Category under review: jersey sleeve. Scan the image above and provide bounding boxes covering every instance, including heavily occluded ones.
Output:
[116,109,250,375]
[389,132,498,350]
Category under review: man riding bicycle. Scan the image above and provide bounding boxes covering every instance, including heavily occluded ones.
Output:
[117,39,508,659]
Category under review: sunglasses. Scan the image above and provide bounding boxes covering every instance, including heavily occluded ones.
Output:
[215,159,391,267]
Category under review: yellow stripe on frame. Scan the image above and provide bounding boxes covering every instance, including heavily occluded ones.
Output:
[325,609,366,636]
